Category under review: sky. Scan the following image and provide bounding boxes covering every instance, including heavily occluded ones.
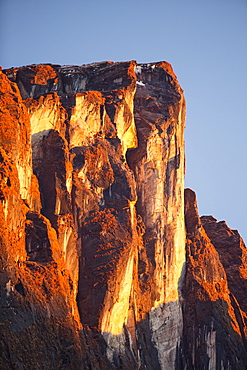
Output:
[1,0,247,242]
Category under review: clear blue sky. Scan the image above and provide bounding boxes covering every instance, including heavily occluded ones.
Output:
[1,0,247,242]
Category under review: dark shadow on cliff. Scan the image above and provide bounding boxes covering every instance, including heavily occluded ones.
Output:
[178,281,247,369]
[32,129,72,230]
[82,299,186,370]
[0,260,115,370]
[176,188,247,369]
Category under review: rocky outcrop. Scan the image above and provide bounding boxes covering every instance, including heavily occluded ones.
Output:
[0,146,83,369]
[0,67,109,369]
[0,70,33,205]
[201,215,247,316]
[182,189,247,369]
[1,62,247,369]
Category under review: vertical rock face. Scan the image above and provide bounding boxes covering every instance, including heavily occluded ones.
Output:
[183,189,247,369]
[1,62,247,369]
[128,62,186,368]
[201,215,247,315]
[0,71,33,204]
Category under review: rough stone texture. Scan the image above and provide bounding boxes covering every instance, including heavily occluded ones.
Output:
[0,70,33,204]
[1,62,247,369]
[182,189,247,369]
[128,62,186,368]
[0,145,84,369]
[0,67,110,370]
[201,215,247,315]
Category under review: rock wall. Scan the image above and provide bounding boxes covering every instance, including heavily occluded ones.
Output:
[182,189,247,369]
[0,62,247,369]
[128,62,186,368]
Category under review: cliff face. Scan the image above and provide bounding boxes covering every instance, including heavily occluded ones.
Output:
[183,189,247,369]
[0,62,246,369]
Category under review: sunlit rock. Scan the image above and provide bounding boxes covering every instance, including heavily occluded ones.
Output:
[1,62,247,369]
[182,189,247,369]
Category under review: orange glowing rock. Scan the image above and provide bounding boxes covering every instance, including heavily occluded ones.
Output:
[0,62,246,369]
